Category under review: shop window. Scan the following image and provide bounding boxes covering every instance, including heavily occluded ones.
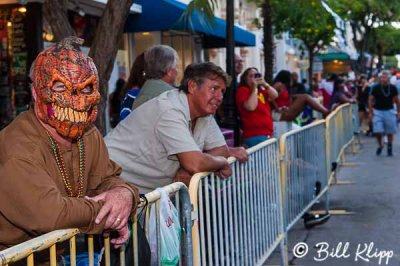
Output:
[0,6,31,129]
[162,31,200,84]
[0,9,13,129]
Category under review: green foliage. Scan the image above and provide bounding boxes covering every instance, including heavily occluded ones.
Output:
[180,0,219,29]
[327,0,400,52]
[270,0,336,53]
[327,0,400,26]
[369,25,400,55]
[384,56,398,69]
[185,0,218,20]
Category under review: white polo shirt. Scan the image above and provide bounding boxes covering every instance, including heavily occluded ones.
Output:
[105,89,226,193]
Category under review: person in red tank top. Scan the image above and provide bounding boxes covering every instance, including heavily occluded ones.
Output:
[275,84,291,108]
[236,68,278,147]
[271,70,329,121]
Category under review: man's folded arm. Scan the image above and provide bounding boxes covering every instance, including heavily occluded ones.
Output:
[0,157,107,235]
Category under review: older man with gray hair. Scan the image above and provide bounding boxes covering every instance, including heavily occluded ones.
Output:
[131,45,179,110]
[369,70,400,156]
[106,62,248,193]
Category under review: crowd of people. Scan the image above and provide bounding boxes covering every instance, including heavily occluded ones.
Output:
[1,36,399,264]
[318,70,400,156]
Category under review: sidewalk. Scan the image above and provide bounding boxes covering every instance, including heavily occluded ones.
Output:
[267,131,400,266]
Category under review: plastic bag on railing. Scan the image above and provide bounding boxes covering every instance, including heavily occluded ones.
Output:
[149,188,181,266]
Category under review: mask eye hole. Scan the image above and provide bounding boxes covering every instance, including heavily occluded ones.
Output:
[51,81,66,93]
[81,84,94,94]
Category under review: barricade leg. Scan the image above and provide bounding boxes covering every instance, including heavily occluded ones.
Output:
[324,190,330,213]
[280,233,289,266]
[179,187,194,266]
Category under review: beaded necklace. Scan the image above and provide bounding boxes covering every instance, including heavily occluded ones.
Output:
[381,84,391,98]
[46,131,85,197]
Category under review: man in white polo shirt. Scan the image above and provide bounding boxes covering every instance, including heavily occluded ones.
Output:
[105,62,247,193]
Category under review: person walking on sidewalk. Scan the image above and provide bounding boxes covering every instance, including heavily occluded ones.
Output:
[368,70,400,156]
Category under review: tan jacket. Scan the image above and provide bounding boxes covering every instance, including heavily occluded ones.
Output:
[0,109,139,252]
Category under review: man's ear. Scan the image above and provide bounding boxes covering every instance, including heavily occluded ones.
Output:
[187,80,197,94]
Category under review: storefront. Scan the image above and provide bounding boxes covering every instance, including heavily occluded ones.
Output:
[124,0,256,82]
[0,3,43,129]
[319,52,351,75]
[0,0,141,130]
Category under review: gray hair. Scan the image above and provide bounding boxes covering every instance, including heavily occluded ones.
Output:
[379,70,391,77]
[144,45,178,79]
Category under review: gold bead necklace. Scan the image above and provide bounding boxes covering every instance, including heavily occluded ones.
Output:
[46,131,85,197]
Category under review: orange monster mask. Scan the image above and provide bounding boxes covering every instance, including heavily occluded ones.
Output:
[32,37,100,139]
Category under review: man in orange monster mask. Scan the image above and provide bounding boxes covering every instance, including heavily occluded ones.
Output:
[0,37,139,260]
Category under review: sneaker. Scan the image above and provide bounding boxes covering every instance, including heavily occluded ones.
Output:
[376,146,383,156]
[303,212,330,229]
[388,144,393,156]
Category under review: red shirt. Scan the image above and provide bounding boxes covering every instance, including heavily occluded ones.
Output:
[236,85,273,138]
[321,88,332,109]
[275,85,291,108]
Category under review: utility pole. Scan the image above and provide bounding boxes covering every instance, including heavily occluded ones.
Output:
[222,0,240,145]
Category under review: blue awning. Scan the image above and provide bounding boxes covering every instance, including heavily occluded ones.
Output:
[124,0,256,48]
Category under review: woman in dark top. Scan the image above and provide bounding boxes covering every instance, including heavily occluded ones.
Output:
[355,75,371,133]
[119,53,146,121]
[329,78,355,110]
[109,78,126,128]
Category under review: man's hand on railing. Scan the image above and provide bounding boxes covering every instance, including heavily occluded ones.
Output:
[228,147,249,163]
[85,187,133,230]
[215,163,232,179]
[108,225,130,249]
[173,168,192,186]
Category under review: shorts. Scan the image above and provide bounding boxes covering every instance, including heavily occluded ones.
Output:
[372,109,397,134]
[272,110,282,121]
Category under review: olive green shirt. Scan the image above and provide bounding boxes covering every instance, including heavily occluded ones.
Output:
[132,79,175,110]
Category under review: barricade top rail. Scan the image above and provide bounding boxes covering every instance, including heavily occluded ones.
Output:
[189,138,278,188]
[279,119,326,142]
[325,103,351,124]
[138,181,188,207]
[1,182,189,266]
[0,229,80,265]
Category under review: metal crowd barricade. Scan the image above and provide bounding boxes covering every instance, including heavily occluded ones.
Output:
[139,182,193,266]
[351,103,362,152]
[189,139,286,266]
[0,182,193,266]
[279,120,328,231]
[325,103,354,183]
[0,229,80,266]
[352,103,360,135]
[312,96,324,120]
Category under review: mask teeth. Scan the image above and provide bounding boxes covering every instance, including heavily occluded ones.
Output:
[80,112,84,122]
[74,110,79,123]
[52,105,88,123]
[55,105,60,120]
[60,108,65,121]
[68,108,74,122]
[63,108,68,121]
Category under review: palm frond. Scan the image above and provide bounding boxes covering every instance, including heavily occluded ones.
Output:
[179,0,218,32]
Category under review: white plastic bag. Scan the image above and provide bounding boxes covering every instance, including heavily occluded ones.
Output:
[149,188,181,266]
